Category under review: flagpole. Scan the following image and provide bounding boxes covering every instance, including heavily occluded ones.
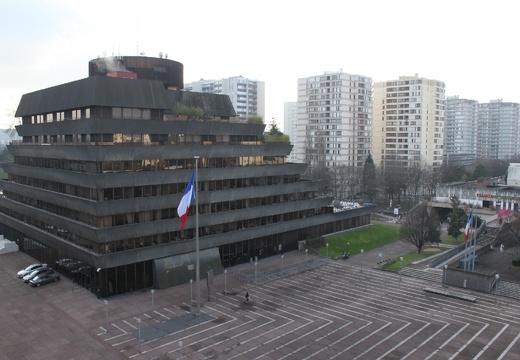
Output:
[195,156,200,317]
[471,208,477,272]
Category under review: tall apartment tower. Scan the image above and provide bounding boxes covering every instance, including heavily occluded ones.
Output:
[444,96,478,166]
[283,101,298,162]
[477,99,520,160]
[373,74,446,168]
[296,71,373,168]
[184,76,265,121]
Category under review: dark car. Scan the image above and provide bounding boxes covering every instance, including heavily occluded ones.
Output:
[17,263,47,278]
[30,272,61,287]
[23,268,54,283]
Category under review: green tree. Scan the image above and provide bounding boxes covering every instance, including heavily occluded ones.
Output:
[400,203,441,253]
[472,164,487,180]
[263,117,290,142]
[362,154,377,202]
[447,196,465,242]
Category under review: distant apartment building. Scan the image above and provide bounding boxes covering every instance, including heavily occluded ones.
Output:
[477,99,520,160]
[295,71,372,168]
[373,74,446,169]
[444,96,478,166]
[184,76,265,121]
[283,101,298,162]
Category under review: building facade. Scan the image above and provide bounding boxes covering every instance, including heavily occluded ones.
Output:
[283,101,298,162]
[295,71,373,169]
[373,74,446,169]
[477,99,520,160]
[184,76,265,121]
[0,56,372,298]
[443,95,478,166]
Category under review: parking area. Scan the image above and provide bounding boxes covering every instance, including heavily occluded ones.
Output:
[2,247,520,359]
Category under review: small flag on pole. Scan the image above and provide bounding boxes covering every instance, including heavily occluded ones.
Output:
[464,210,473,242]
[177,171,195,230]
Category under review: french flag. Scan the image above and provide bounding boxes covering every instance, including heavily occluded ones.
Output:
[464,209,473,242]
[177,171,195,230]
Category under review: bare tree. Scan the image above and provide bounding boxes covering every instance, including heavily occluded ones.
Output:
[400,203,441,253]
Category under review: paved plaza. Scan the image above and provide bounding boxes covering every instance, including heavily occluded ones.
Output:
[2,244,520,360]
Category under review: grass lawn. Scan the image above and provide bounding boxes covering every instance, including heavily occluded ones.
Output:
[321,221,401,258]
[382,249,440,271]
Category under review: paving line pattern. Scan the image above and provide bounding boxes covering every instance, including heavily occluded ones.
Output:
[97,262,520,359]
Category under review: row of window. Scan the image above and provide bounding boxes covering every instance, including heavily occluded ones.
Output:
[0,199,322,255]
[14,155,286,174]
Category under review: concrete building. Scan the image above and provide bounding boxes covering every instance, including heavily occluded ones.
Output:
[477,99,520,160]
[184,76,265,121]
[295,71,373,168]
[283,101,298,162]
[0,56,373,298]
[373,74,446,169]
[443,96,478,166]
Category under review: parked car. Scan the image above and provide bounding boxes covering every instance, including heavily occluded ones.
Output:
[55,258,74,269]
[62,260,82,271]
[23,268,54,283]
[30,272,61,287]
[17,263,47,278]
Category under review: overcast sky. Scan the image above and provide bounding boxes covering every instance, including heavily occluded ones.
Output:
[1,0,518,130]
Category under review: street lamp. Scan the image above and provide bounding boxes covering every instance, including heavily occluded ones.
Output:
[255,262,258,280]
[347,242,350,254]
[224,269,228,295]
[104,299,108,333]
[190,279,193,312]
[281,254,284,272]
[137,318,142,353]
[360,249,364,273]
[400,257,403,281]
[443,265,448,287]
[305,248,308,263]
[326,243,329,258]
[150,289,155,315]
[495,273,500,302]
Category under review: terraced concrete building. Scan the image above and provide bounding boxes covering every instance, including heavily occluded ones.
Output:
[0,56,373,297]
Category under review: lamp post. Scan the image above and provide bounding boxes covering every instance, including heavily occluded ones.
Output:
[255,262,258,280]
[495,273,500,302]
[281,254,284,273]
[104,299,108,333]
[400,257,403,281]
[137,318,142,353]
[150,289,155,315]
[305,248,308,262]
[190,279,193,312]
[443,265,448,287]
[360,249,364,273]
[224,269,228,295]
[326,243,329,258]
[347,242,350,254]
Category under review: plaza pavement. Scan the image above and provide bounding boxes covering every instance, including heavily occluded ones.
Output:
[2,239,520,359]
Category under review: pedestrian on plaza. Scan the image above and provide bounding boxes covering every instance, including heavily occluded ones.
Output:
[97,288,101,299]
[245,291,250,302]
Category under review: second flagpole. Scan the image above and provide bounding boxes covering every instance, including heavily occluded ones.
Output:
[195,156,201,316]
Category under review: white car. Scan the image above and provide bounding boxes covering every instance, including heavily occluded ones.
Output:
[17,263,47,278]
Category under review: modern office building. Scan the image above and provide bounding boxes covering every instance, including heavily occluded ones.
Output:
[295,71,373,168]
[184,76,265,121]
[283,101,298,162]
[443,96,478,166]
[0,56,373,298]
[477,99,520,160]
[373,74,446,169]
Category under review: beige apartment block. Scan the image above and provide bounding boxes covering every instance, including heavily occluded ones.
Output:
[373,74,445,169]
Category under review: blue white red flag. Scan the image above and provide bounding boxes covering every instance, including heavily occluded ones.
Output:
[464,210,473,242]
[177,171,195,230]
